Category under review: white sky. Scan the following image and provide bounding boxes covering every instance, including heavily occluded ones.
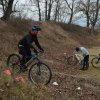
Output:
[0,0,86,26]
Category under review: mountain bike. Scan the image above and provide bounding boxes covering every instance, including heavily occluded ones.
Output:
[91,54,100,68]
[64,52,83,66]
[7,52,52,85]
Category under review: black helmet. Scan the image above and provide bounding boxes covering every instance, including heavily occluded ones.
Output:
[32,25,41,31]
[75,47,79,51]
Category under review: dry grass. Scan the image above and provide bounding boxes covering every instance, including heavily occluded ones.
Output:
[0,19,99,56]
[0,74,53,100]
[0,18,100,100]
[56,22,100,47]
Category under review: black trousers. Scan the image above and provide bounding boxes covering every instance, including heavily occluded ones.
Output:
[18,47,31,69]
[83,55,89,69]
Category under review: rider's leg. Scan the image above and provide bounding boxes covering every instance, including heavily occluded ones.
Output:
[82,57,85,70]
[82,56,87,70]
[25,48,32,62]
[19,47,32,70]
[19,48,28,70]
[85,55,89,70]
[83,55,89,70]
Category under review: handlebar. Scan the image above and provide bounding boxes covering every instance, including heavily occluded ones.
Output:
[31,50,43,59]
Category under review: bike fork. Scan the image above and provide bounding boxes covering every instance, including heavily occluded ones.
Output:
[35,63,41,75]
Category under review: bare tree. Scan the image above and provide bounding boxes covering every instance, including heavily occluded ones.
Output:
[76,0,91,27]
[29,0,42,21]
[77,0,100,33]
[47,0,54,20]
[86,0,90,27]
[64,0,76,24]
[53,0,69,22]
[45,0,48,20]
[89,0,100,32]
[0,0,8,17]
[1,0,15,21]
[37,0,41,21]
[54,0,60,21]
[44,0,55,20]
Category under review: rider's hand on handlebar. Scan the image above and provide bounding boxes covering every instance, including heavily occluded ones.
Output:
[39,49,44,53]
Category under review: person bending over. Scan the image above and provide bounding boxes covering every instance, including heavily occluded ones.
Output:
[75,47,89,70]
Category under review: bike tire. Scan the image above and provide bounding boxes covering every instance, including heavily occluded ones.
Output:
[29,62,52,85]
[91,57,100,68]
[7,54,21,75]
[67,56,78,66]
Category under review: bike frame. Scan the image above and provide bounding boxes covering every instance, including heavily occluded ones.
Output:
[25,53,41,67]
[64,52,83,66]
[74,53,82,64]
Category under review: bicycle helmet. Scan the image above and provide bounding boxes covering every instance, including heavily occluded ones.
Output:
[32,25,41,31]
[75,47,79,51]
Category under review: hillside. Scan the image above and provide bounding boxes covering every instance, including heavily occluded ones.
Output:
[56,22,99,47]
[0,19,99,56]
[0,19,100,100]
[0,20,20,56]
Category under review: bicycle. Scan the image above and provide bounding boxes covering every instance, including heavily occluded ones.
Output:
[64,52,83,66]
[91,54,100,68]
[7,52,52,85]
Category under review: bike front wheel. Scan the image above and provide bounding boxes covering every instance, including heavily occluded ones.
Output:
[67,56,78,66]
[91,57,100,68]
[29,62,52,85]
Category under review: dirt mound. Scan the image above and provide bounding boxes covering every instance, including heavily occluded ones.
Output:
[56,22,100,47]
[0,20,21,56]
[0,20,99,57]
[0,19,100,100]
[0,21,78,56]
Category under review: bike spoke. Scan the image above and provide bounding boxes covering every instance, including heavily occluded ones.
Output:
[29,63,52,85]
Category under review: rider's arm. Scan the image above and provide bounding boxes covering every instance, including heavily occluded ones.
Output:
[34,36,44,51]
[26,35,38,53]
[30,48,38,54]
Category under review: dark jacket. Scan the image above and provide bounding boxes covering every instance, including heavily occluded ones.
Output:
[18,32,43,51]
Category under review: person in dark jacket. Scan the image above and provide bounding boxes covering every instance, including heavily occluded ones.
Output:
[18,25,44,71]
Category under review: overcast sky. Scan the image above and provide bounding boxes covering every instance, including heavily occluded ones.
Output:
[0,0,86,26]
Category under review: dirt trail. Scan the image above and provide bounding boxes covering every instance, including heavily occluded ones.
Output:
[48,47,100,100]
[0,47,100,100]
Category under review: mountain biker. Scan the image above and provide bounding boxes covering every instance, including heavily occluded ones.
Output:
[75,47,89,70]
[18,25,44,72]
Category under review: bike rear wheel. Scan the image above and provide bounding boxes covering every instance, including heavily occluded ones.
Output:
[29,62,52,85]
[67,56,78,66]
[91,57,100,68]
[7,54,21,75]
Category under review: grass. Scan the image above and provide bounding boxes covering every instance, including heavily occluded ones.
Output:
[0,60,53,100]
[0,70,53,100]
[0,18,100,99]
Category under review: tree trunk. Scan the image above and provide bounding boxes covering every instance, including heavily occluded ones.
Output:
[54,0,60,21]
[65,0,75,24]
[37,0,41,21]
[45,0,48,20]
[1,0,14,21]
[86,0,90,28]
[68,9,73,24]
[47,0,52,20]
[86,14,90,27]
